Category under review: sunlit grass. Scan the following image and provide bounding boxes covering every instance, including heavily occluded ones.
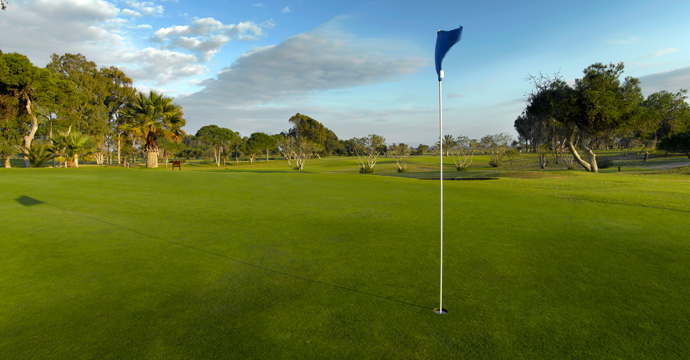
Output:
[1,158,689,358]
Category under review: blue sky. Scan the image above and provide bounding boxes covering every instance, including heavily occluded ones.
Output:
[1,0,689,145]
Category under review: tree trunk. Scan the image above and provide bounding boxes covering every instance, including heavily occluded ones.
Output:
[580,142,598,173]
[22,98,39,168]
[117,133,121,165]
[266,149,269,162]
[74,154,79,168]
[566,126,595,172]
[4,156,11,168]
[146,150,158,168]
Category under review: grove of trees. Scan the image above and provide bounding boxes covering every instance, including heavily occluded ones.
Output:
[516,62,690,172]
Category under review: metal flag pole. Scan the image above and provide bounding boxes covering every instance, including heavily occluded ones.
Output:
[434,25,461,315]
[435,70,447,315]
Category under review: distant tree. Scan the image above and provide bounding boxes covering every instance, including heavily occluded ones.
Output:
[658,132,690,159]
[287,113,339,157]
[451,135,478,170]
[416,144,429,155]
[638,90,690,151]
[1,1,7,11]
[277,135,313,170]
[481,133,512,167]
[353,134,385,173]
[246,132,277,163]
[389,143,411,172]
[196,125,238,167]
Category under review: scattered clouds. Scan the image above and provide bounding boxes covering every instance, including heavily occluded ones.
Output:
[153,17,273,61]
[125,1,164,16]
[282,6,292,13]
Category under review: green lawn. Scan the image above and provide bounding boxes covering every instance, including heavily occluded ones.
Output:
[1,158,689,359]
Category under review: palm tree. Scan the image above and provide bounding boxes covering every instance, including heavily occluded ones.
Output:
[50,131,91,168]
[123,91,186,168]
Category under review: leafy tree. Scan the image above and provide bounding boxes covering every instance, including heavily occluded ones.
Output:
[480,133,512,167]
[638,90,690,150]
[246,132,277,163]
[47,54,135,165]
[0,52,51,167]
[196,125,238,167]
[287,113,339,156]
[526,63,642,172]
[658,132,690,159]
[353,134,385,173]
[416,144,429,155]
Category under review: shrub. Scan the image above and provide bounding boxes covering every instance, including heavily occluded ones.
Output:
[456,166,468,171]
[597,156,614,169]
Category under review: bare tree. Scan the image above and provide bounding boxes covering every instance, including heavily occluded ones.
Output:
[451,135,478,170]
[353,135,385,173]
[277,136,313,171]
[389,143,411,172]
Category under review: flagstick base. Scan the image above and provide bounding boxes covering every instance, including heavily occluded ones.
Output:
[434,308,447,315]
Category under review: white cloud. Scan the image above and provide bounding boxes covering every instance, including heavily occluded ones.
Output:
[651,48,679,57]
[126,1,164,16]
[282,6,291,13]
[122,8,142,17]
[153,17,271,62]
[119,47,206,85]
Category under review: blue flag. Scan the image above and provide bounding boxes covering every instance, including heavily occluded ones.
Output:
[435,26,463,81]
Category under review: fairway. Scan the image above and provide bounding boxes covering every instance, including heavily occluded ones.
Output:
[2,162,690,359]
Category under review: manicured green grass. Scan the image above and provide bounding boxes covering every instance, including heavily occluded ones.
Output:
[1,160,689,359]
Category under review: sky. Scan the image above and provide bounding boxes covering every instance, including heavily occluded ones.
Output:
[1,0,689,146]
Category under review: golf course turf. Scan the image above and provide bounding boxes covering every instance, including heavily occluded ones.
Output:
[1,156,689,359]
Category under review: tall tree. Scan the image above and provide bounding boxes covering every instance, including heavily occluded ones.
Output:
[122,91,185,168]
[638,90,690,150]
[0,52,51,167]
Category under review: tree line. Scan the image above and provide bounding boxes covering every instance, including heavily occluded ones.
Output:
[515,62,690,172]
[1,51,184,168]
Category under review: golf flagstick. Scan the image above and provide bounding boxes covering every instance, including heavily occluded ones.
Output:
[434,26,462,315]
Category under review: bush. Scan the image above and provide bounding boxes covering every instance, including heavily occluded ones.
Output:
[597,156,614,169]
[359,165,374,173]
[456,166,468,171]
[397,168,408,173]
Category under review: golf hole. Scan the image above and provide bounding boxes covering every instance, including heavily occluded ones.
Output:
[434,308,448,314]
